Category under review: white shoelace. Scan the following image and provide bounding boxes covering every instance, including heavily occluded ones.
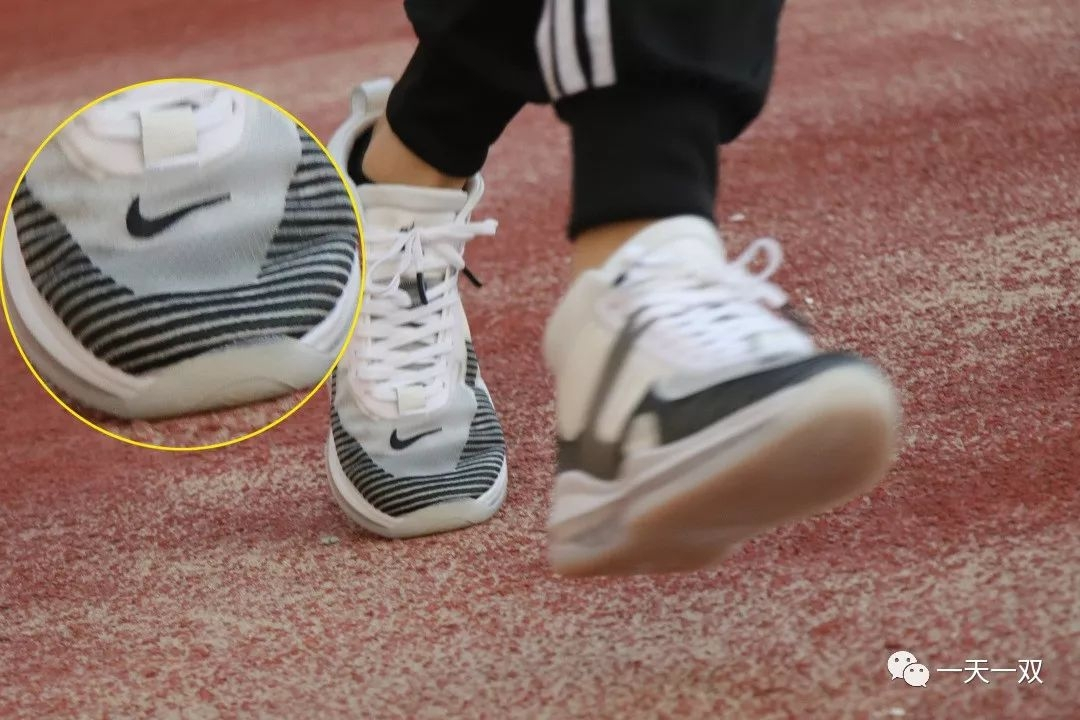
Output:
[616,237,797,354]
[348,219,497,416]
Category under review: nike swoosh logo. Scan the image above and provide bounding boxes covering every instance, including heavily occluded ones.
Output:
[126,193,231,238]
[557,314,655,480]
[390,428,442,450]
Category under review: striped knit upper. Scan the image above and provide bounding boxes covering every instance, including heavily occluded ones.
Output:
[330,342,506,518]
[11,130,358,376]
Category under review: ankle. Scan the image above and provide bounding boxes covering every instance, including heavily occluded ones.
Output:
[571,219,659,276]
[361,119,468,190]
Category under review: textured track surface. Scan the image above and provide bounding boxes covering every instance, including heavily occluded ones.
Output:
[1,1,1078,717]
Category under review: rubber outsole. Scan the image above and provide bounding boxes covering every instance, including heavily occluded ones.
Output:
[547,365,899,577]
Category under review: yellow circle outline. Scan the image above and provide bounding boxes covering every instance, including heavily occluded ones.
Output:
[0,77,366,452]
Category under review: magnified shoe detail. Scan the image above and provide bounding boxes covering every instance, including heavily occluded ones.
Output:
[2,81,361,427]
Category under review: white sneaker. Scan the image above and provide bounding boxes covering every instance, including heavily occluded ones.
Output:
[544,216,898,575]
[323,80,507,538]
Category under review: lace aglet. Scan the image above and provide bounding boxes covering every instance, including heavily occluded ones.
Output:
[415,272,429,305]
[462,266,483,288]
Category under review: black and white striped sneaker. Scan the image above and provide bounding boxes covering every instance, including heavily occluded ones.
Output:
[2,82,360,419]
[544,217,899,576]
[323,80,507,538]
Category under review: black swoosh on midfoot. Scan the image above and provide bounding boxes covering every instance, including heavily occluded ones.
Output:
[126,193,231,238]
[390,428,442,450]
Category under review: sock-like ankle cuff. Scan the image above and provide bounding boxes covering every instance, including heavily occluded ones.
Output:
[346,128,375,185]
[557,87,722,239]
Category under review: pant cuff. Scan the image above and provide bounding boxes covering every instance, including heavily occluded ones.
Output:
[386,44,525,177]
[557,87,721,238]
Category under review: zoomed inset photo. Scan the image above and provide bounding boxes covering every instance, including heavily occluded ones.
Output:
[1,79,362,449]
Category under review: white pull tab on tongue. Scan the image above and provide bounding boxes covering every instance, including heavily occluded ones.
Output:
[396,385,426,415]
[140,105,199,170]
[58,83,243,177]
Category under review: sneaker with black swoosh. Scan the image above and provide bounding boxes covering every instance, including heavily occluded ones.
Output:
[544,217,899,576]
[2,82,360,419]
[322,79,507,538]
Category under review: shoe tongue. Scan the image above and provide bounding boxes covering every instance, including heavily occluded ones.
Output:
[357,183,467,230]
[603,216,726,277]
[356,186,469,413]
[359,183,471,287]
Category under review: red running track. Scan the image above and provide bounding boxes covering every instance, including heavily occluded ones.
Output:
[1,1,1078,717]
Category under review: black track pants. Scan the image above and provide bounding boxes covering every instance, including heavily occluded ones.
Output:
[386,0,785,236]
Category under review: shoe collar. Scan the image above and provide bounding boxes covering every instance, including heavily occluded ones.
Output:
[327,78,486,232]
[56,81,247,178]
